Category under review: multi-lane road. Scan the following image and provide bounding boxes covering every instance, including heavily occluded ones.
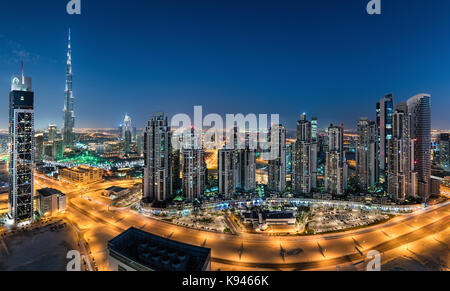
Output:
[33,175,450,271]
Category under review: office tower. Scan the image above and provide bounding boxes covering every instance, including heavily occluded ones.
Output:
[268,124,286,192]
[122,114,132,154]
[356,118,379,191]
[35,133,44,163]
[218,149,236,197]
[437,133,449,170]
[376,94,394,180]
[136,134,144,156]
[48,124,57,142]
[407,94,432,201]
[387,103,409,201]
[63,29,75,150]
[9,64,35,224]
[325,124,348,195]
[292,114,317,194]
[143,113,173,203]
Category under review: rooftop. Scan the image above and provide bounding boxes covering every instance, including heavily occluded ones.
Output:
[37,188,64,197]
[108,227,211,271]
[105,186,127,193]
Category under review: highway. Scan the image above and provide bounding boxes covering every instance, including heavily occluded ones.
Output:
[33,174,450,271]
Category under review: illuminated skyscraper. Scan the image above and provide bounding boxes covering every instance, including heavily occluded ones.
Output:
[407,94,432,201]
[143,113,173,203]
[356,118,378,191]
[122,114,132,154]
[376,94,394,180]
[268,124,286,192]
[325,124,348,195]
[48,124,57,142]
[62,29,75,150]
[182,128,206,200]
[292,114,317,194]
[218,149,236,198]
[9,64,35,224]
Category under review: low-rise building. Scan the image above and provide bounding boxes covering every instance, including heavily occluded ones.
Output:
[107,227,211,271]
[243,210,296,225]
[60,165,103,184]
[36,188,66,216]
[103,186,130,200]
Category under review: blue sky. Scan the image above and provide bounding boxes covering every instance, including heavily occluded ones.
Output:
[1,0,449,130]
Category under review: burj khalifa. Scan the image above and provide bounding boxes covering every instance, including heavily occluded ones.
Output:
[62,29,75,150]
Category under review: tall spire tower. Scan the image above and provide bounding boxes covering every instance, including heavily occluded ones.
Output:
[63,28,75,150]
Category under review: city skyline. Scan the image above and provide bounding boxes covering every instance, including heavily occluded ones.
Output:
[1,0,450,130]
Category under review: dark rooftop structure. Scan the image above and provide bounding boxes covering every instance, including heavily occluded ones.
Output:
[107,227,211,271]
[244,210,295,220]
[105,186,127,192]
[37,188,63,197]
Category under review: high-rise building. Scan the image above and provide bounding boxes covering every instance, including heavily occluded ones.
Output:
[232,127,257,192]
[35,133,44,163]
[325,124,348,195]
[387,95,432,202]
[48,124,57,142]
[9,64,35,224]
[376,94,394,181]
[437,133,449,170]
[292,114,317,194]
[171,149,182,194]
[356,118,378,191]
[218,149,236,198]
[62,29,75,150]
[311,116,318,141]
[182,129,206,200]
[143,113,173,203]
[387,103,410,201]
[122,114,132,154]
[407,94,432,201]
[268,124,286,192]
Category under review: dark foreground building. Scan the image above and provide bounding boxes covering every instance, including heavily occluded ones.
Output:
[107,227,211,271]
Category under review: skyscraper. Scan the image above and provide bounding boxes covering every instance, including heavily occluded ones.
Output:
[9,64,35,224]
[143,113,173,203]
[325,124,348,195]
[122,114,132,154]
[268,124,286,192]
[356,118,378,191]
[407,94,432,201]
[48,124,57,142]
[376,94,394,181]
[387,95,432,202]
[62,29,75,150]
[218,149,236,198]
[437,133,449,170]
[387,103,410,201]
[292,114,318,194]
[234,128,257,192]
[182,128,206,200]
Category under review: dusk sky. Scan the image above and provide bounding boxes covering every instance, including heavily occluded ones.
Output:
[1,0,450,130]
